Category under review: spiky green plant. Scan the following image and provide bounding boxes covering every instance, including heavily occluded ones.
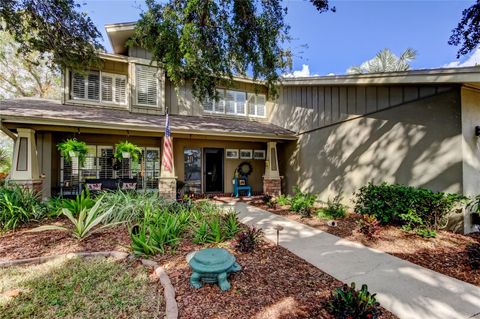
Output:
[29,196,119,240]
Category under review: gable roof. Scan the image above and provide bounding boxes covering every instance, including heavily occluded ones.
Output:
[0,99,296,140]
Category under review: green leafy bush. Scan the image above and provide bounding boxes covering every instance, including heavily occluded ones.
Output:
[290,186,316,217]
[354,182,465,229]
[192,210,239,244]
[317,195,347,219]
[29,196,118,240]
[326,282,382,319]
[234,226,263,253]
[275,194,291,206]
[0,185,46,232]
[415,228,437,238]
[466,243,480,270]
[61,189,95,216]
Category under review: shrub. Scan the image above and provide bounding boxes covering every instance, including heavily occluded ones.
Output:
[0,185,46,232]
[354,182,465,229]
[357,215,381,239]
[466,243,480,270]
[234,226,263,253]
[326,282,382,319]
[317,195,347,219]
[290,186,316,217]
[29,196,118,240]
[276,194,291,206]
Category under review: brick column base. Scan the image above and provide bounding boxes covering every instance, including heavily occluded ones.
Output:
[8,179,43,195]
[263,177,281,196]
[159,177,177,201]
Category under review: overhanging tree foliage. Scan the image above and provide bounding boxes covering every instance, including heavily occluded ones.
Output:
[449,0,480,58]
[0,0,103,71]
[131,0,332,101]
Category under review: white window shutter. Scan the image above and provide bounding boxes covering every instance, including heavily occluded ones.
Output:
[115,77,126,104]
[215,89,225,113]
[257,95,266,117]
[236,91,246,115]
[72,73,85,99]
[101,75,113,102]
[87,72,100,100]
[247,93,256,115]
[136,65,158,106]
[225,90,235,114]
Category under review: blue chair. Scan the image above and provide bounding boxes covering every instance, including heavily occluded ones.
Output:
[233,177,252,197]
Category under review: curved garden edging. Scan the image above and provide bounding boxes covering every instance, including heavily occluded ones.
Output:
[0,251,178,319]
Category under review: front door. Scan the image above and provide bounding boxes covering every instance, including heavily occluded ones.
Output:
[204,148,224,193]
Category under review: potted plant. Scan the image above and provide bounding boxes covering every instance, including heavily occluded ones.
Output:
[114,141,142,161]
[57,138,88,167]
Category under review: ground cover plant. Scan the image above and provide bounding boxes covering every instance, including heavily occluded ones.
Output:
[0,185,47,232]
[0,257,164,319]
[234,226,263,253]
[318,195,347,219]
[326,282,382,319]
[290,186,317,217]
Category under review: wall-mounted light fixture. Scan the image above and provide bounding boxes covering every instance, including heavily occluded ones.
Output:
[475,126,480,137]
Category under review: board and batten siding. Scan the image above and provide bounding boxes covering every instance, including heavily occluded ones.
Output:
[274,85,463,204]
[269,84,455,133]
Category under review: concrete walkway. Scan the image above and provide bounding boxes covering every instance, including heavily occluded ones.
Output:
[224,201,480,319]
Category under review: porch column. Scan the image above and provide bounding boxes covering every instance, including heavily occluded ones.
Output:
[263,141,282,196]
[8,128,43,193]
[159,136,177,201]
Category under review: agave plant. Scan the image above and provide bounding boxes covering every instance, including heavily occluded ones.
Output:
[29,196,119,240]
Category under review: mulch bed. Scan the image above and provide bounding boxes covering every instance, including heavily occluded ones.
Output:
[246,198,480,287]
[0,221,396,319]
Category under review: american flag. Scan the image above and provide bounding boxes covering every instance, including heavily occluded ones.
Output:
[161,113,173,173]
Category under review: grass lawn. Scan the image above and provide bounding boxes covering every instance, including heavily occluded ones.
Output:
[0,257,164,319]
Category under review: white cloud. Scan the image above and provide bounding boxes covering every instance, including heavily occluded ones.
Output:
[443,47,480,68]
[282,64,320,78]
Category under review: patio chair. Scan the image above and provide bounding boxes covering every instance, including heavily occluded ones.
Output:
[233,176,252,197]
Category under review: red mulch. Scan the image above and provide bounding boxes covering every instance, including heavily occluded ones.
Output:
[247,198,480,287]
[0,218,131,260]
[0,221,396,319]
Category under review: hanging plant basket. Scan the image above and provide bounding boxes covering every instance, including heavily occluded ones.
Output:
[114,141,141,161]
[57,138,88,167]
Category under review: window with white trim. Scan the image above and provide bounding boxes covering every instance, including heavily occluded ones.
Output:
[247,93,266,117]
[204,89,265,117]
[136,65,158,106]
[71,71,127,105]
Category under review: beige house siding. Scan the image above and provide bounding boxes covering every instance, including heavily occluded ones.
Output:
[270,84,454,133]
[278,89,463,203]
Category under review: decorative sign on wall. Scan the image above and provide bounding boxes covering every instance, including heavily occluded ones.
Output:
[239,149,253,159]
[253,150,266,160]
[226,149,239,159]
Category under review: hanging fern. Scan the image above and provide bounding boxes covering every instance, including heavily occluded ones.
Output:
[57,138,88,167]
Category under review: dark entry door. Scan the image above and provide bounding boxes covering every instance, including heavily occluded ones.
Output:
[204,148,224,193]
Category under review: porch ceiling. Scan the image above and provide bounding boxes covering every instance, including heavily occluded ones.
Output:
[0,98,296,140]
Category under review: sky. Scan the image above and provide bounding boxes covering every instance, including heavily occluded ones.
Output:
[81,0,480,76]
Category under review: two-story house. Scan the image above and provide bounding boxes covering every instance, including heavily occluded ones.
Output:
[2,21,480,233]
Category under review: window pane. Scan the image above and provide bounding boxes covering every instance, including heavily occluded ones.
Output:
[235,92,246,114]
[203,96,213,112]
[184,148,202,194]
[257,95,266,116]
[247,93,256,115]
[115,77,126,104]
[215,89,225,113]
[72,73,85,99]
[101,76,113,102]
[225,90,235,114]
[87,72,100,100]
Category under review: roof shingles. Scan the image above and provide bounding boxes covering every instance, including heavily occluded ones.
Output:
[0,99,295,139]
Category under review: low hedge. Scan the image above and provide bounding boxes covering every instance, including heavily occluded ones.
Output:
[354,182,466,229]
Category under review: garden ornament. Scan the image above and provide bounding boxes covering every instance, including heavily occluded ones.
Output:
[188,248,241,291]
[273,225,284,245]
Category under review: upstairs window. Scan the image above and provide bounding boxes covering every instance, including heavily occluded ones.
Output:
[136,65,158,106]
[247,93,266,117]
[204,89,266,117]
[71,71,127,105]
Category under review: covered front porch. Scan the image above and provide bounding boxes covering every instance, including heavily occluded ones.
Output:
[0,99,296,199]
